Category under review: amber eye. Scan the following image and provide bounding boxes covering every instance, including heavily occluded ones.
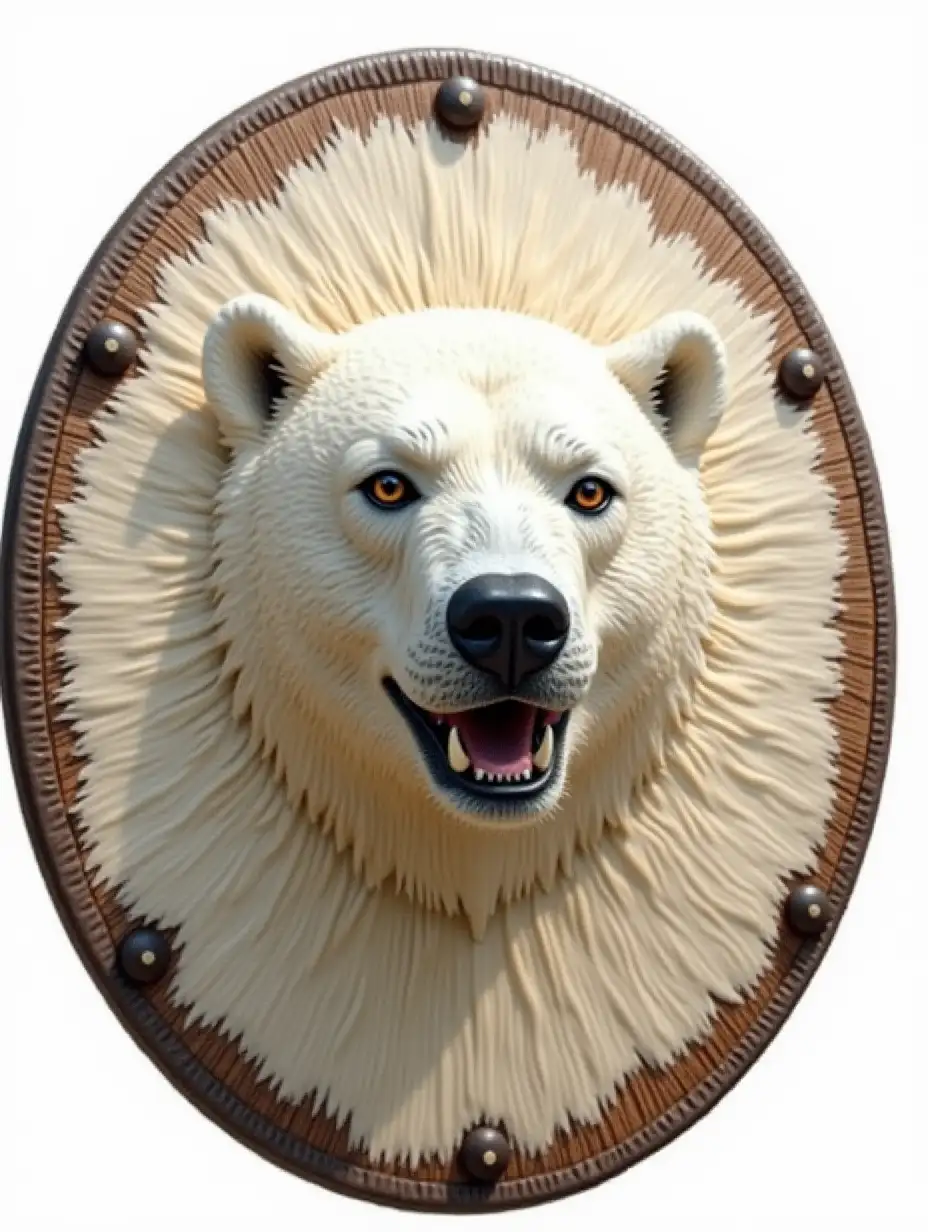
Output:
[566,477,615,515]
[359,470,420,510]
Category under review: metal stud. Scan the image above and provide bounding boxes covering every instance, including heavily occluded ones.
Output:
[435,76,486,131]
[778,347,825,402]
[458,1126,511,1183]
[786,884,833,937]
[117,926,172,985]
[84,320,139,377]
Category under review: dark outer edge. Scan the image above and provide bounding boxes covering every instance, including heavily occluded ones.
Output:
[0,47,896,1214]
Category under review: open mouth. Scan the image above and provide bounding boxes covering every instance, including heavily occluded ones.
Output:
[384,678,569,803]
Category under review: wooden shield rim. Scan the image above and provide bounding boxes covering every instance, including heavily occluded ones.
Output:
[1,47,896,1212]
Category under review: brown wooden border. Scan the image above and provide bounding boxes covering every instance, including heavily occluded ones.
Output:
[1,49,896,1213]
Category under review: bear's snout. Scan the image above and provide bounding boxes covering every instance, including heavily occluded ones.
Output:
[446,573,570,691]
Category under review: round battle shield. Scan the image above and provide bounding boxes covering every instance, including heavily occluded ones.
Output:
[1,50,895,1212]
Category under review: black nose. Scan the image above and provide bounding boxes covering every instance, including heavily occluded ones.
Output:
[446,573,570,690]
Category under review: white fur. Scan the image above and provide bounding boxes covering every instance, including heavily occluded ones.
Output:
[55,116,844,1164]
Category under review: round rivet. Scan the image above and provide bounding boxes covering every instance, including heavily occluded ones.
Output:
[117,926,171,984]
[84,320,139,377]
[778,347,825,401]
[786,884,833,936]
[435,76,486,130]
[458,1126,511,1183]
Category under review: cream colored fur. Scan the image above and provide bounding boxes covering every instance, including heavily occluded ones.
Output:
[56,117,844,1164]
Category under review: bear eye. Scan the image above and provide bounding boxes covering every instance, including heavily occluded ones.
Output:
[565,476,615,515]
[359,470,421,510]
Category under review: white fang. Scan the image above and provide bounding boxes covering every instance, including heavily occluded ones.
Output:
[532,725,554,772]
[448,727,470,774]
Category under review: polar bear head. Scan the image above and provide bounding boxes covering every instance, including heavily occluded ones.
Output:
[203,297,726,828]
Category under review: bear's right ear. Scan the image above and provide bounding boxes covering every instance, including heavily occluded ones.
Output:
[202,294,339,450]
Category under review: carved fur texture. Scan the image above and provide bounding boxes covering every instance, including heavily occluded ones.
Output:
[56,117,844,1164]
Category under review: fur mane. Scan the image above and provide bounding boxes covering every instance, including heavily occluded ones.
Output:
[56,116,843,1162]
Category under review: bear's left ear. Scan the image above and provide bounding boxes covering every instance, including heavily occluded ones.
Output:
[603,311,728,468]
[202,294,340,450]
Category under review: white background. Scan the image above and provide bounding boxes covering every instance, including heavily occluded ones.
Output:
[1,2,925,1229]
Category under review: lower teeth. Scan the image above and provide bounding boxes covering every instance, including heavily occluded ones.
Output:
[441,720,557,783]
[470,766,536,784]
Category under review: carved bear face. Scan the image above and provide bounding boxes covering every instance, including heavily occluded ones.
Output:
[204,298,725,828]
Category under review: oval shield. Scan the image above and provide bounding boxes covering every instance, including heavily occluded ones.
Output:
[1,49,895,1212]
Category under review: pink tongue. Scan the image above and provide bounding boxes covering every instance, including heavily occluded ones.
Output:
[454,702,536,776]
